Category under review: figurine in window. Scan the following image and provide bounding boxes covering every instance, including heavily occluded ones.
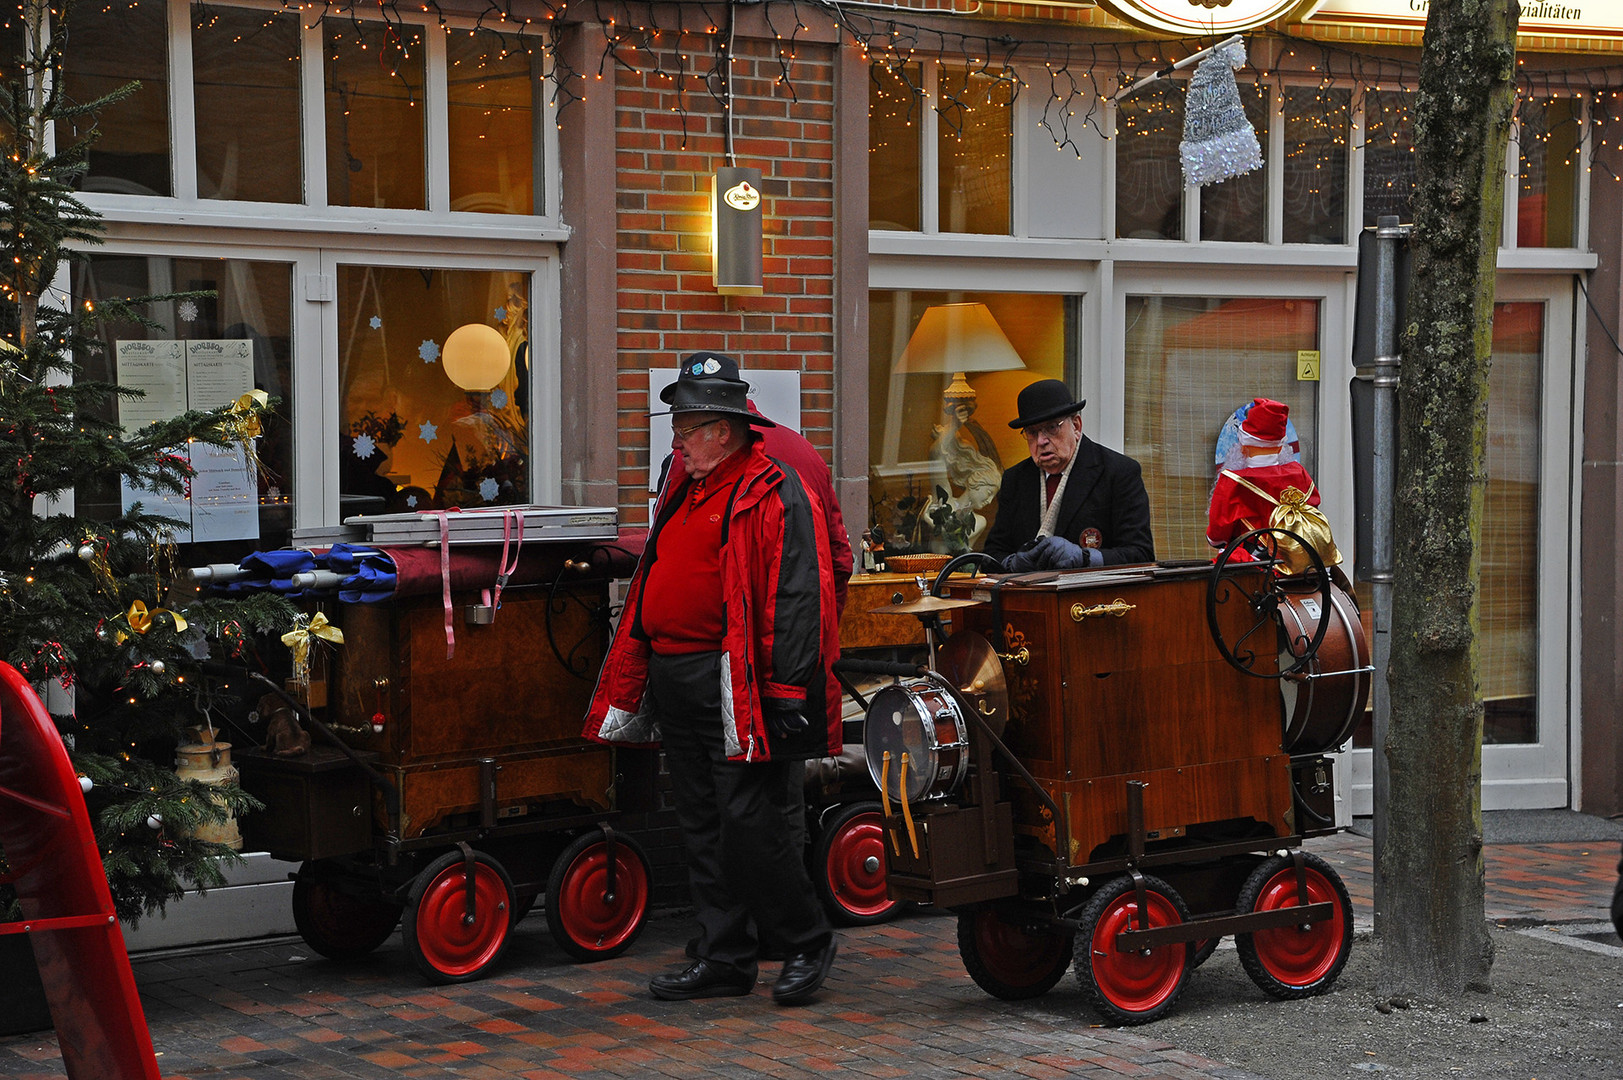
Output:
[1207,398,1340,575]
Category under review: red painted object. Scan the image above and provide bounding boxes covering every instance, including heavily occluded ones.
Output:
[0,662,162,1079]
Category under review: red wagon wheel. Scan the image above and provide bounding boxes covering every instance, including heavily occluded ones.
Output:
[545,829,651,962]
[403,848,515,984]
[1234,852,1353,998]
[956,903,1075,1000]
[290,864,402,961]
[1074,874,1192,1025]
[814,803,901,926]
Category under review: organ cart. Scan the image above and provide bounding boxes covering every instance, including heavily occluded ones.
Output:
[852,533,1369,1024]
[213,507,654,984]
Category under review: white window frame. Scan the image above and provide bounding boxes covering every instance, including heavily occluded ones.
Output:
[74,0,564,242]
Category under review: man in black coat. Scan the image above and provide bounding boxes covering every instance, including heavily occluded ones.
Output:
[983,379,1155,571]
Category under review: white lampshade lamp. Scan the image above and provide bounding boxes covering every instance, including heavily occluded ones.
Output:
[442,323,511,392]
[894,302,1025,410]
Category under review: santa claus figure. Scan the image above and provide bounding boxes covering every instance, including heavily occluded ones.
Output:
[1207,398,1339,573]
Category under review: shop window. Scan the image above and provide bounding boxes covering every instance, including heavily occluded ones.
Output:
[193,4,302,204]
[1116,82,1184,240]
[338,267,529,511]
[63,0,171,196]
[1282,87,1349,244]
[937,66,1013,235]
[869,63,922,231]
[1481,302,1542,743]
[867,290,1073,555]
[447,31,543,215]
[1517,97,1580,248]
[1362,89,1415,228]
[1122,296,1320,561]
[1199,84,1268,243]
[323,18,426,210]
[73,255,296,554]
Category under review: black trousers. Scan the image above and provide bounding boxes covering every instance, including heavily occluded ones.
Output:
[649,650,831,979]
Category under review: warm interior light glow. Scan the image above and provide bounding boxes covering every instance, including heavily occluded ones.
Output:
[441,323,511,391]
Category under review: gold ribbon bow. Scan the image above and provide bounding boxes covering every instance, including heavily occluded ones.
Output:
[123,599,188,638]
[226,389,270,441]
[281,611,344,684]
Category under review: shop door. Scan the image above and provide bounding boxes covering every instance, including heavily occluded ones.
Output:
[1347,276,1576,812]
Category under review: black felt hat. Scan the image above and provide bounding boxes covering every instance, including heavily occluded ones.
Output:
[651,351,775,426]
[1008,379,1086,429]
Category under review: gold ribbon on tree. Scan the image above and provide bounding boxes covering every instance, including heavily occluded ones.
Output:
[218,389,270,479]
[281,611,343,689]
[119,599,188,641]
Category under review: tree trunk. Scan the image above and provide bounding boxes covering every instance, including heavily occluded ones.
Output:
[1379,0,1518,1000]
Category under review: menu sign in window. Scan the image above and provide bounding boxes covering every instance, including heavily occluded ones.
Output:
[116,338,260,542]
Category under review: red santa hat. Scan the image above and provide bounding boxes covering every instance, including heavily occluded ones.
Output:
[1238,398,1289,447]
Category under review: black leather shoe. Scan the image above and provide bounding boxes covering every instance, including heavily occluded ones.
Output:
[649,960,755,1001]
[771,940,836,1005]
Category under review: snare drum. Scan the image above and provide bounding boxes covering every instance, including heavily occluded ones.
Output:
[1277,583,1371,755]
[863,676,970,804]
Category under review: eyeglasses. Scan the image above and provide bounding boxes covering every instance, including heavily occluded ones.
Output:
[672,417,723,442]
[1021,418,1072,443]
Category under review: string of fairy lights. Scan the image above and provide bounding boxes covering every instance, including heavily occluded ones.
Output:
[7,0,1623,178]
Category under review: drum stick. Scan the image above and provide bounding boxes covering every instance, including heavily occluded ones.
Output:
[899,753,920,859]
[880,752,900,856]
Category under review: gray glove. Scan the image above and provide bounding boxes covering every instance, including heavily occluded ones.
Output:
[764,698,809,738]
[1002,542,1044,573]
[1003,535,1091,573]
[1037,535,1090,569]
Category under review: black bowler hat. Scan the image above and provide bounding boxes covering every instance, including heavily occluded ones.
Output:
[651,351,776,427]
[1007,379,1086,429]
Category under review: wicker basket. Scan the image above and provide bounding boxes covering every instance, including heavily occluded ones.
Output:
[883,552,952,575]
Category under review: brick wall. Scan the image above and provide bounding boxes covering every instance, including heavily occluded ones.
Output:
[612,33,838,524]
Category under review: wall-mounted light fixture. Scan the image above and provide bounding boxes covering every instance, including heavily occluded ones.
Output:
[712,166,763,296]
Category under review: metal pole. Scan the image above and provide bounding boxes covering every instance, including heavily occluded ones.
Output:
[1368,215,1407,935]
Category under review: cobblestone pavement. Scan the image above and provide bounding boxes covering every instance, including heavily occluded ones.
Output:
[2,830,1617,1080]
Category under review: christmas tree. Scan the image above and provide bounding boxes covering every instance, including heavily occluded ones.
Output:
[1,0,295,924]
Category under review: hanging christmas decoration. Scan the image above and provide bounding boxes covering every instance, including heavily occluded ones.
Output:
[281,610,344,693]
[1180,37,1263,187]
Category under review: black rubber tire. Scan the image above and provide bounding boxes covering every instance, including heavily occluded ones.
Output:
[290,864,402,961]
[1190,936,1221,970]
[402,849,515,984]
[813,802,902,926]
[545,830,652,962]
[1234,852,1353,999]
[1074,874,1193,1026]
[956,903,1075,1001]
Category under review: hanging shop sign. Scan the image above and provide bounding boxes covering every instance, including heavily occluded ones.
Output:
[1302,0,1623,41]
[1092,0,1320,35]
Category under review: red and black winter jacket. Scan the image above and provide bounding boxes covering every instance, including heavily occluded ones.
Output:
[582,441,841,762]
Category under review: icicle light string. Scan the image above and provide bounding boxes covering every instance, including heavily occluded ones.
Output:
[13,0,1623,166]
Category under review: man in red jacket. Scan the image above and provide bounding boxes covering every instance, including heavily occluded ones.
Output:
[585,353,840,1005]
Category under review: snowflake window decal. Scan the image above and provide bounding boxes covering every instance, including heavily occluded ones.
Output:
[419,339,440,363]
[178,299,199,323]
[352,433,377,459]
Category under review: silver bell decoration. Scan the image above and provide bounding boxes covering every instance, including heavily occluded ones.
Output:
[1180,38,1263,188]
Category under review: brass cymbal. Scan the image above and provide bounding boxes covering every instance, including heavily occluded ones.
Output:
[867,595,984,616]
[935,631,1010,738]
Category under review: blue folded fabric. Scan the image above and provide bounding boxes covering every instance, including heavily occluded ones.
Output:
[240,548,317,578]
